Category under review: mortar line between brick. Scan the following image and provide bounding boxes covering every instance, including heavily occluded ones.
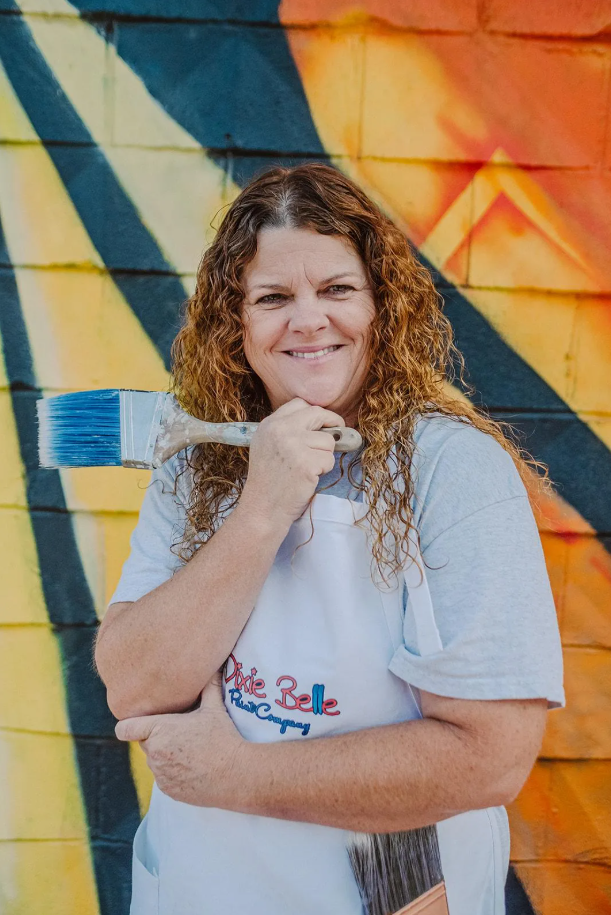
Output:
[2,139,607,173]
[0,725,118,739]
[3,8,611,44]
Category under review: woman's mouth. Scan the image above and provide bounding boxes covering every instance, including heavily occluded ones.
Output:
[283,345,344,363]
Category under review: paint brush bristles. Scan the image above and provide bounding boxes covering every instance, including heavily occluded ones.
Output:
[347,826,446,915]
[37,389,122,468]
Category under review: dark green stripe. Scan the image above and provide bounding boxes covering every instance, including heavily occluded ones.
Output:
[0,10,184,370]
[435,278,611,535]
[0,246,140,915]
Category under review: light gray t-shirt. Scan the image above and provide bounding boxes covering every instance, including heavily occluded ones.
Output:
[110,413,565,708]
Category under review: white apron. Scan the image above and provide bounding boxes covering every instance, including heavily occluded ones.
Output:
[130,459,510,915]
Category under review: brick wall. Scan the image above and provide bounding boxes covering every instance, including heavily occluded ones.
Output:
[1,2,610,913]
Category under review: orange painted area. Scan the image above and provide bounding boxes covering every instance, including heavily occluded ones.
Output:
[356,160,479,249]
[466,192,595,292]
[280,0,478,30]
[515,862,611,915]
[482,0,611,38]
[523,480,611,759]
[358,33,610,286]
[544,648,611,758]
[510,762,611,914]
[283,4,611,912]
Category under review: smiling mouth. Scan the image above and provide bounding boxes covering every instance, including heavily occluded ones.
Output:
[283,345,344,362]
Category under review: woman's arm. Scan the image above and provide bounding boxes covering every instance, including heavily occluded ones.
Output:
[235,693,548,830]
[95,499,289,720]
[115,680,548,831]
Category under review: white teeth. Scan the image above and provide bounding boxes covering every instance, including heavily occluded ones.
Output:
[288,346,339,359]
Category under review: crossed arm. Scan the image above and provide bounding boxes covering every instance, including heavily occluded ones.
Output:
[114,673,547,832]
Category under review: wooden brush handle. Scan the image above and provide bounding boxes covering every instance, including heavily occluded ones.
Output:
[152,398,363,467]
[394,883,449,915]
[210,421,362,451]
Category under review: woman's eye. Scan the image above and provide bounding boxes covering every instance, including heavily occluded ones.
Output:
[327,285,354,295]
[257,293,286,305]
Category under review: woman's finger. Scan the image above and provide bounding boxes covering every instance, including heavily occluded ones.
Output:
[270,396,310,416]
[304,430,346,452]
[198,670,226,711]
[115,715,162,743]
[209,668,224,689]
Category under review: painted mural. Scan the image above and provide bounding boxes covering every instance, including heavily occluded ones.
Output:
[0,1,610,913]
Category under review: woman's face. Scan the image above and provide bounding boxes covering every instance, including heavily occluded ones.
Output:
[241,227,376,426]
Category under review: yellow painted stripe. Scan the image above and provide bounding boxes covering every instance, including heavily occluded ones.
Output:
[0,391,26,510]
[0,62,166,515]
[0,33,181,821]
[0,625,72,733]
[0,840,99,915]
[0,511,49,627]
[69,510,150,620]
[0,353,97,912]
[20,0,233,276]
[0,54,38,144]
[0,731,88,839]
[129,742,154,818]
[0,66,101,271]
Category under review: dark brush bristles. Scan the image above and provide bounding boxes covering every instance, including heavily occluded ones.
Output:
[37,389,122,468]
[348,826,443,915]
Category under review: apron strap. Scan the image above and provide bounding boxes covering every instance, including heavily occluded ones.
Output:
[403,525,443,658]
[364,471,442,720]
[400,527,443,721]
[365,451,443,660]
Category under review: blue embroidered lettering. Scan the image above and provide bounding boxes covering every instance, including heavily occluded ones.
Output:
[228,689,311,737]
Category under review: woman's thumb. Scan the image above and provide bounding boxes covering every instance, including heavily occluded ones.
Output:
[199,668,224,708]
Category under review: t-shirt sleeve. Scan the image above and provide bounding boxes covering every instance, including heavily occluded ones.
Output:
[108,455,188,605]
[388,423,565,709]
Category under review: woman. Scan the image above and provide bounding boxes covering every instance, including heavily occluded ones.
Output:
[95,163,564,915]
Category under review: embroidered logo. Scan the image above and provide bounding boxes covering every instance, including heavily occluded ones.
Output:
[224,653,341,737]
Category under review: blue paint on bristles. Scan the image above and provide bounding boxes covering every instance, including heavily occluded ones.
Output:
[37,389,122,468]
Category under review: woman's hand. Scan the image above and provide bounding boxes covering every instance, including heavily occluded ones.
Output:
[114,671,246,808]
[241,397,346,531]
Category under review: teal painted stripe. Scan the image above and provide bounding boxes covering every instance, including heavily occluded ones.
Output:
[0,228,141,915]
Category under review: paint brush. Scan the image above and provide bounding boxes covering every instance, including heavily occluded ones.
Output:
[36,388,363,470]
[347,826,449,915]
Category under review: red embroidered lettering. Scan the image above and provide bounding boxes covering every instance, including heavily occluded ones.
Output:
[322,698,340,716]
[296,694,313,712]
[275,675,299,710]
[224,654,240,685]
[252,678,266,698]
[225,655,266,696]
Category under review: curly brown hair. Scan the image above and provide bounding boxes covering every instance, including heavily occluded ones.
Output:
[170,162,552,588]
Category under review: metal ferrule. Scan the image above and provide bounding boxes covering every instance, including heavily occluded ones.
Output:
[119,390,167,469]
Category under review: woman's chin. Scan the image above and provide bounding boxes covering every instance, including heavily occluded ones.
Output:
[288,389,347,411]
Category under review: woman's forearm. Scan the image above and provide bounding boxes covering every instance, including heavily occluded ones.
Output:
[229,714,524,832]
[95,499,289,719]
[115,679,545,831]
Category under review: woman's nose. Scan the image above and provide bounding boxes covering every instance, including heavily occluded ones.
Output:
[286,291,330,333]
